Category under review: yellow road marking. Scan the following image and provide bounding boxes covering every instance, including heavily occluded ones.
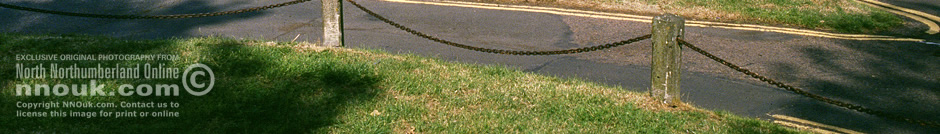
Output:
[773,120,841,134]
[856,0,940,34]
[771,114,865,134]
[379,0,924,42]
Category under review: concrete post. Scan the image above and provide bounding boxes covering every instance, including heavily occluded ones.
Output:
[650,14,684,106]
[322,0,343,47]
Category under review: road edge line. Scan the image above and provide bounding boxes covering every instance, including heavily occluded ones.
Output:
[772,120,841,134]
[379,0,924,42]
[771,114,865,134]
[855,0,940,34]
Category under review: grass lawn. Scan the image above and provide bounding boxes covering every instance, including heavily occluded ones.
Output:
[1,33,804,133]
[465,0,903,33]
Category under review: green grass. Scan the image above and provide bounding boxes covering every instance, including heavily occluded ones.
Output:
[468,0,903,33]
[0,33,805,133]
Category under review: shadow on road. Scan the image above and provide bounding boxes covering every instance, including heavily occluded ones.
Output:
[0,0,267,39]
[770,40,939,133]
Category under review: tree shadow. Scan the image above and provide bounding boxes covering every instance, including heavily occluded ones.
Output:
[0,0,269,39]
[164,43,383,133]
[1,34,383,133]
[769,40,939,133]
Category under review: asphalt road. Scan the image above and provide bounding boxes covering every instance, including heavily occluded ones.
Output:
[882,0,940,22]
[877,0,940,40]
[1,0,937,133]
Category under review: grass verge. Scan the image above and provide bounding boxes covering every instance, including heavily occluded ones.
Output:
[463,0,903,33]
[1,33,804,133]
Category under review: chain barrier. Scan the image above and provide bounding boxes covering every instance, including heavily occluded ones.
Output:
[5,0,935,128]
[678,39,940,128]
[347,0,650,55]
[349,0,939,127]
[0,0,311,19]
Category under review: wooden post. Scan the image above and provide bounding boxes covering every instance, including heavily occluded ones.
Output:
[650,14,684,106]
[322,0,343,47]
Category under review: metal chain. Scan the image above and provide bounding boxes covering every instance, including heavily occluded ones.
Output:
[13,0,932,128]
[346,0,650,55]
[678,39,940,128]
[0,0,311,19]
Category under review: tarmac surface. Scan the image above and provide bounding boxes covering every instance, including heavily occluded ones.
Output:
[881,0,939,25]
[1,0,937,133]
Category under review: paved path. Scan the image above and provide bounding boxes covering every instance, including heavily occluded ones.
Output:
[1,0,937,133]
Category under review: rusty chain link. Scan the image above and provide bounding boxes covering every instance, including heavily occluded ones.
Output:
[678,39,940,128]
[347,0,649,55]
[0,0,311,19]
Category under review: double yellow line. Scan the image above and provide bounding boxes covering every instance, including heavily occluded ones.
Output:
[771,114,864,134]
[856,0,940,35]
[380,0,925,42]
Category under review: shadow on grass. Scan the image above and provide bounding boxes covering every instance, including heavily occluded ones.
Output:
[1,35,383,133]
[726,117,796,134]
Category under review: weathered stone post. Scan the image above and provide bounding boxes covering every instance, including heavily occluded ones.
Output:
[650,14,684,106]
[322,0,343,47]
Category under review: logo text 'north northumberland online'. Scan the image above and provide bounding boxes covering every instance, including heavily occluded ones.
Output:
[13,63,214,97]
